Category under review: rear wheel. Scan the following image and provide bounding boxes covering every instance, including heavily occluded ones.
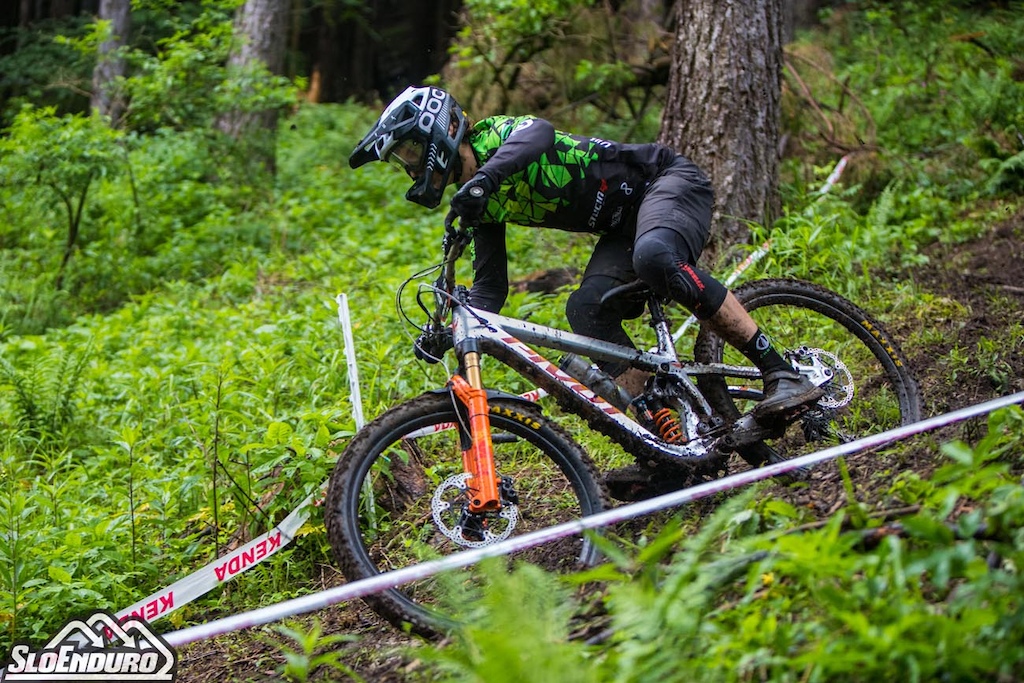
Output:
[324,392,608,637]
[694,279,921,465]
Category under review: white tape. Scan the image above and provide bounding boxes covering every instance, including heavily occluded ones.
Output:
[116,491,318,623]
[162,391,1024,647]
[819,154,850,196]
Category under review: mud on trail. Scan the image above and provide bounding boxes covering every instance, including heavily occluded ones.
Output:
[173,208,1024,683]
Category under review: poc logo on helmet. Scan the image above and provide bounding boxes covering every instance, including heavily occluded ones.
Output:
[417,88,448,134]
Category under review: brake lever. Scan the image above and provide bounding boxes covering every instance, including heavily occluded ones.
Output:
[443,209,472,256]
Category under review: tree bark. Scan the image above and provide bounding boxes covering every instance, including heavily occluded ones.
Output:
[91,0,131,125]
[658,0,784,253]
[216,0,290,140]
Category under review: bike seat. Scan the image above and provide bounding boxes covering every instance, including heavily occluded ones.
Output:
[599,279,654,309]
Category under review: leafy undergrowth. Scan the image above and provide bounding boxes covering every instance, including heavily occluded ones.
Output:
[167,209,1024,683]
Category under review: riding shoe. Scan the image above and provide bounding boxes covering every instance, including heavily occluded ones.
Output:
[753,368,827,419]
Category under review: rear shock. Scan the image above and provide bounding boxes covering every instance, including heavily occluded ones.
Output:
[651,406,683,443]
[633,396,684,443]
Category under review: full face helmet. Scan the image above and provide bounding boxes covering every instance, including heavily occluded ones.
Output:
[349,86,469,209]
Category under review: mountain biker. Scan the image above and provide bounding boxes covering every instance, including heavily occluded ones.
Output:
[349,85,825,421]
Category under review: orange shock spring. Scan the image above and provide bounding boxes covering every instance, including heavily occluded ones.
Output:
[651,407,683,443]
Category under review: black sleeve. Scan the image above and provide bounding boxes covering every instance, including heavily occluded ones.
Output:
[467,222,508,312]
[475,118,556,188]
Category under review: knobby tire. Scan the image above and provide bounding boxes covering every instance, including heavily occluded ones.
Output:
[324,392,608,637]
[694,278,922,466]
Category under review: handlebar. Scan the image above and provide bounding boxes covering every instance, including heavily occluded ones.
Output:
[439,210,471,294]
[428,212,472,329]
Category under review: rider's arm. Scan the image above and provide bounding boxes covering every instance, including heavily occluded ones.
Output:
[467,222,508,312]
[473,116,556,189]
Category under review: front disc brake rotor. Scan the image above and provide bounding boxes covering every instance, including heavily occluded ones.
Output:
[430,472,519,549]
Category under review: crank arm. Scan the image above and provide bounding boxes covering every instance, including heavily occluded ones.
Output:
[714,404,816,455]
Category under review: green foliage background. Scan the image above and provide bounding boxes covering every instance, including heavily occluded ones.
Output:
[0,1,1023,679]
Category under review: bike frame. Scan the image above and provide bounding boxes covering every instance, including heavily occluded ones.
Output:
[443,286,763,510]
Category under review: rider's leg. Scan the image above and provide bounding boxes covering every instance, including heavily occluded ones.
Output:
[633,159,825,416]
[703,288,825,416]
[633,229,824,416]
[565,234,652,400]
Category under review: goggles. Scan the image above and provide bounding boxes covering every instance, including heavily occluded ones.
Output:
[387,139,426,178]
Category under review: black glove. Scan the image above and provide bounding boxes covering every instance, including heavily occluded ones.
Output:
[450,173,496,227]
[413,328,454,364]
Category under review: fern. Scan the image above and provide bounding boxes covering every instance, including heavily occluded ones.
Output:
[0,341,91,441]
[0,354,41,432]
[986,150,1024,196]
[43,339,92,435]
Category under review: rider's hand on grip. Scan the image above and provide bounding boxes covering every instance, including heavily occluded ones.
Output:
[450,172,495,227]
[414,328,453,364]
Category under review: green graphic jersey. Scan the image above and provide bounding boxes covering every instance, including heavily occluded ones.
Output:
[464,115,677,312]
[467,115,674,233]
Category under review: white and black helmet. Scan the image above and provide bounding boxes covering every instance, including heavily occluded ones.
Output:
[349,86,469,209]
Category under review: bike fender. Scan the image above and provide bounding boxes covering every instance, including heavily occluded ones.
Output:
[426,386,543,413]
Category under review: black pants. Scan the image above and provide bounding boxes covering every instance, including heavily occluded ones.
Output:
[565,156,728,376]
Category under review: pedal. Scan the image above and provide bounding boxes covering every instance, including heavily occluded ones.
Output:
[752,400,814,428]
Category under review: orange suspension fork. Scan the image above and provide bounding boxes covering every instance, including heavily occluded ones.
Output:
[449,351,501,513]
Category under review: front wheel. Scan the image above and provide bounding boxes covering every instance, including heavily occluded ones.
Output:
[324,392,608,637]
[694,279,922,464]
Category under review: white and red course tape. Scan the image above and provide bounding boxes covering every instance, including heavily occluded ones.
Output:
[117,293,368,626]
[116,488,321,624]
[162,390,1024,647]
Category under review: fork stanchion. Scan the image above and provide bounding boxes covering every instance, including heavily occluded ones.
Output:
[450,370,502,512]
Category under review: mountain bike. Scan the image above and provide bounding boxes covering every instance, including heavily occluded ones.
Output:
[324,218,922,636]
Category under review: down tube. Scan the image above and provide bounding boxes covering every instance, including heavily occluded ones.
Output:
[471,329,710,461]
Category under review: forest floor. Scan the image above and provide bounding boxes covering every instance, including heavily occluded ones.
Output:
[172,206,1024,683]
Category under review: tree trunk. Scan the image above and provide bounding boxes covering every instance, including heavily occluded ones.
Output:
[216,0,290,142]
[18,0,32,27]
[91,0,131,125]
[658,0,784,254]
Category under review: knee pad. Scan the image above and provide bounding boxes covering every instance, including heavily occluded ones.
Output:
[633,230,727,319]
